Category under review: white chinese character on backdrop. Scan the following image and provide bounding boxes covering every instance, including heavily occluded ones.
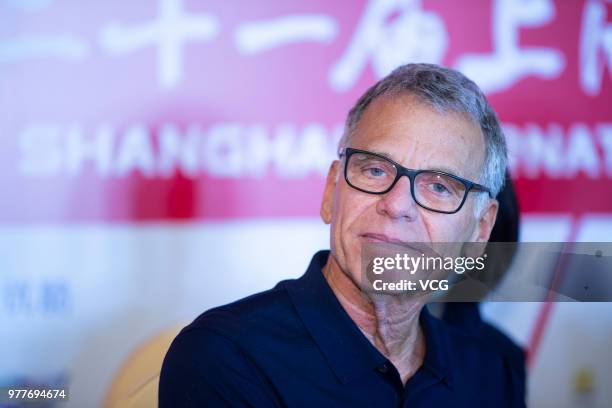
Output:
[580,0,612,96]
[234,14,338,55]
[329,0,448,92]
[455,0,565,94]
[99,0,220,90]
[0,0,90,65]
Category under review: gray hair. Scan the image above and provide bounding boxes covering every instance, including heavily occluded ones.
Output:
[338,63,507,207]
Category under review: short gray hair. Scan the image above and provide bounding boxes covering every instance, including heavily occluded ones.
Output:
[339,63,507,200]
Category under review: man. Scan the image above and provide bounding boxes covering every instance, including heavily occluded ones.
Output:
[159,63,525,407]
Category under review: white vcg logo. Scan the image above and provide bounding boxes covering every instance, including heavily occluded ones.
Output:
[419,280,449,291]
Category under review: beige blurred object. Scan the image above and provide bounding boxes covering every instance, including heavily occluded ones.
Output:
[104,324,184,408]
[573,366,595,394]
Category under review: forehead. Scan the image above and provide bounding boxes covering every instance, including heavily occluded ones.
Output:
[350,93,486,180]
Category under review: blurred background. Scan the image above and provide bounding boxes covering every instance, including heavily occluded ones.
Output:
[0,0,611,406]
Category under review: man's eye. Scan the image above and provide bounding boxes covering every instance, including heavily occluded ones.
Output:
[365,167,386,177]
[430,182,450,194]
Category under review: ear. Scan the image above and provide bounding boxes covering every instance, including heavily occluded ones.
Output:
[473,199,499,242]
[320,160,340,224]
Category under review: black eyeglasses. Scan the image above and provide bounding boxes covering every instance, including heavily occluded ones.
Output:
[340,147,492,214]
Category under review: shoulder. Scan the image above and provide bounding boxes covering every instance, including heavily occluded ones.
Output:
[443,320,524,370]
[441,303,525,370]
[183,278,301,342]
[436,316,526,405]
[163,277,305,370]
[479,320,526,369]
[159,282,299,406]
[446,312,525,376]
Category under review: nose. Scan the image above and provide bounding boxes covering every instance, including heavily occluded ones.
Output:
[376,175,419,220]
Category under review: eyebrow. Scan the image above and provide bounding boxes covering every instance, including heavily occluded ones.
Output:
[367,149,465,178]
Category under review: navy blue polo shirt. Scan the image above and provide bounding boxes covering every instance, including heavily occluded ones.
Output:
[159,250,526,407]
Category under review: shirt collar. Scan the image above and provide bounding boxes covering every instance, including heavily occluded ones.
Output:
[284,250,453,387]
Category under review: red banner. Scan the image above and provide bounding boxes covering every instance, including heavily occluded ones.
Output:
[1,0,611,222]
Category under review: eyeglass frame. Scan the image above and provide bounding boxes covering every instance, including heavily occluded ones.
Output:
[339,147,493,214]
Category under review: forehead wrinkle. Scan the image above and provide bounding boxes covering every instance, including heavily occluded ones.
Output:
[352,95,486,182]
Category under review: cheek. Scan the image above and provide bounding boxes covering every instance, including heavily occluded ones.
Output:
[421,212,475,242]
[335,191,373,228]
[330,188,376,245]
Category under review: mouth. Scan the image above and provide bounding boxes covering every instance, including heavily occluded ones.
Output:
[359,234,436,255]
[360,233,408,245]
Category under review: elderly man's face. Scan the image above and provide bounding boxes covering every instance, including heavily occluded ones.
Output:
[320,93,498,283]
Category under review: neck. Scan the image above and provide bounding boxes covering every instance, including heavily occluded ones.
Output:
[322,253,426,383]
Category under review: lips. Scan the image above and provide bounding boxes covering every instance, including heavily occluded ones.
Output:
[359,233,436,255]
[360,233,408,245]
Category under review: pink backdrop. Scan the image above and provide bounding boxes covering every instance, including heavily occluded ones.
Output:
[1,0,611,224]
[1,1,611,407]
